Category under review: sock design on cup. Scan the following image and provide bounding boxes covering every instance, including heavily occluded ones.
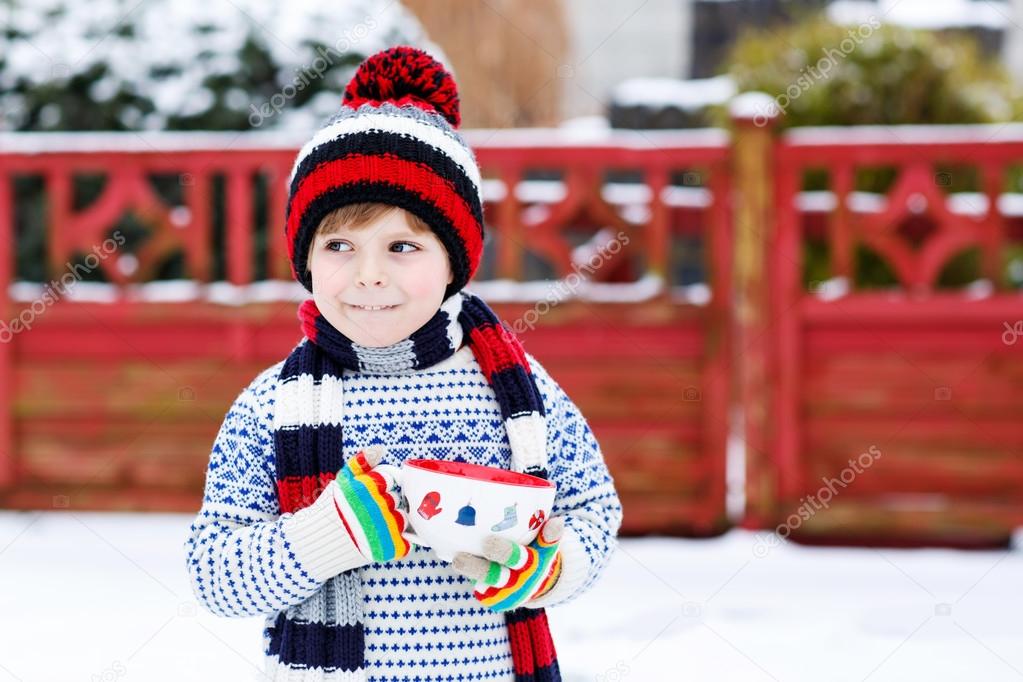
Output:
[491,503,519,532]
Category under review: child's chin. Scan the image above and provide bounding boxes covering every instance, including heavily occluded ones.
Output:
[356,337,405,348]
[346,324,414,348]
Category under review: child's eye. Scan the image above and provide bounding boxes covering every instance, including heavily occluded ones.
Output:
[324,241,419,253]
[391,241,420,253]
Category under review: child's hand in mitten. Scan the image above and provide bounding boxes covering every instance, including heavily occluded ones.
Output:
[450,516,564,612]
[332,446,413,564]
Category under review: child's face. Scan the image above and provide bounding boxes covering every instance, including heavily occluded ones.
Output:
[307,208,454,348]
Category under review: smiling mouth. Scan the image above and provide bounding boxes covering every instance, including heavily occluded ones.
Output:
[347,303,399,311]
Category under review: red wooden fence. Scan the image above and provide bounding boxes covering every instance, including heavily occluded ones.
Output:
[743,120,1023,545]
[4,119,1022,543]
[0,129,732,535]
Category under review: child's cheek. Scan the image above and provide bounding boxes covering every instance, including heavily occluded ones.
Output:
[402,264,445,298]
[407,279,431,298]
[311,258,351,288]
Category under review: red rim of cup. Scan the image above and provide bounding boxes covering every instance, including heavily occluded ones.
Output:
[405,459,554,488]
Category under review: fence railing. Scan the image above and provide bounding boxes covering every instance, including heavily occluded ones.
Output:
[2,114,1023,540]
[736,109,1023,543]
[0,127,734,533]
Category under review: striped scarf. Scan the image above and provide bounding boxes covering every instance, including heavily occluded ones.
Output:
[268,289,562,681]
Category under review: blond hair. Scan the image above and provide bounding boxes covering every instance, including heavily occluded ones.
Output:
[315,203,431,237]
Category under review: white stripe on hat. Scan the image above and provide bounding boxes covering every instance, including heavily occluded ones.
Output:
[288,111,482,197]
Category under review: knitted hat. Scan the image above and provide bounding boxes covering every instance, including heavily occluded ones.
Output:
[284,46,484,299]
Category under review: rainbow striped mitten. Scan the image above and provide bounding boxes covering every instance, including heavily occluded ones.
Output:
[451,516,565,612]
[332,446,412,564]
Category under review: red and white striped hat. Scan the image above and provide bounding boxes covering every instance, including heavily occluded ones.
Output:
[284,46,484,297]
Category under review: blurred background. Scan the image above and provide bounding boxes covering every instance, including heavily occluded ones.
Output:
[1,0,1022,679]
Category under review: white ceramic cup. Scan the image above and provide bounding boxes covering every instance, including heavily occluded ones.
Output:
[376,459,557,562]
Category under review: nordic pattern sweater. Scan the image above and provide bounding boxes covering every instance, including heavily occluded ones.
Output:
[184,344,623,681]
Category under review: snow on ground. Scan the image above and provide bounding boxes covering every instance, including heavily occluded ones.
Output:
[0,511,1021,681]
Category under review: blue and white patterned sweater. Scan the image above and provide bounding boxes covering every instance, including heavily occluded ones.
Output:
[184,344,623,681]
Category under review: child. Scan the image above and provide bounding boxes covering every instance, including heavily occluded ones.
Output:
[184,46,622,682]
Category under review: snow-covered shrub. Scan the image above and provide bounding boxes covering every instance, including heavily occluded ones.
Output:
[0,0,437,131]
[1,0,445,285]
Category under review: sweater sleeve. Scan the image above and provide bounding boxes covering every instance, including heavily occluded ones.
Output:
[522,353,623,609]
[183,362,368,618]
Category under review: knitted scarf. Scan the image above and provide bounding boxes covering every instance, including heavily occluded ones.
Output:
[268,289,562,682]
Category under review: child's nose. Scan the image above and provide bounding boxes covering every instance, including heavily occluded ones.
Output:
[354,253,388,287]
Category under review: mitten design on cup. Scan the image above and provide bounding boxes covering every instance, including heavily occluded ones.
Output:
[332,446,412,563]
[452,516,565,612]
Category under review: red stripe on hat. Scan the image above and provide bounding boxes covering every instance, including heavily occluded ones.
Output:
[286,154,482,273]
[468,324,531,381]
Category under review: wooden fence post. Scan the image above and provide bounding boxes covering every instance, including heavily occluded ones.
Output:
[730,94,781,528]
[0,170,13,489]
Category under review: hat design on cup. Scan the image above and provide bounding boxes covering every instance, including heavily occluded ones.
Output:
[455,500,477,527]
[417,491,443,520]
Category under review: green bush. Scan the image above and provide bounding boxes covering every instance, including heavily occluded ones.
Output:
[719,15,1023,290]
[721,15,1023,128]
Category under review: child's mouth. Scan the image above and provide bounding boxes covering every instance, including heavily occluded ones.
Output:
[347,303,399,312]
